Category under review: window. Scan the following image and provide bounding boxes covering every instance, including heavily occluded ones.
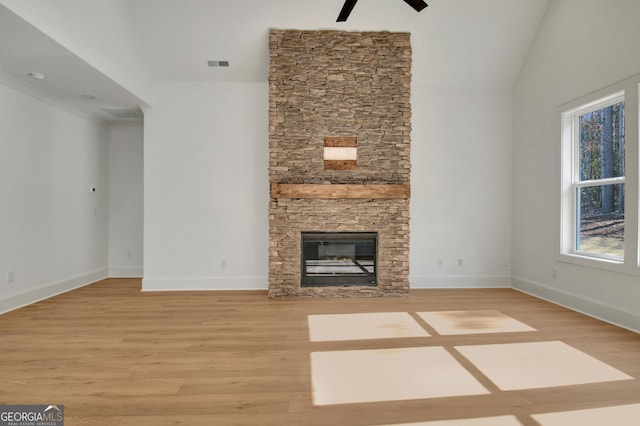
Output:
[560,76,640,273]
[572,94,625,260]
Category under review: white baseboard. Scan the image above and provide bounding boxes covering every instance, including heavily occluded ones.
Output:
[410,274,511,289]
[109,267,143,278]
[512,275,640,334]
[0,269,109,315]
[144,275,508,292]
[142,276,268,291]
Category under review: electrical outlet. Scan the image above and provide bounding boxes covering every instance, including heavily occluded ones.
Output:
[127,251,132,260]
[220,259,228,269]
[552,267,558,279]
[437,258,444,268]
[457,258,463,267]
[7,271,15,284]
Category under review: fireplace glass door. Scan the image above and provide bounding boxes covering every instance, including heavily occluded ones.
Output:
[301,232,377,287]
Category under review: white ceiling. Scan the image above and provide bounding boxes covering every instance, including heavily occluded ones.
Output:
[0,0,549,122]
[124,0,549,87]
[0,4,145,122]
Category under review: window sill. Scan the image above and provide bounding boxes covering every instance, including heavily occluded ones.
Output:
[558,252,639,277]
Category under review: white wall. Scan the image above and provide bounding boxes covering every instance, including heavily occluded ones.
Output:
[0,81,109,313]
[108,122,143,277]
[141,80,512,291]
[142,81,269,290]
[512,0,640,331]
[410,86,512,288]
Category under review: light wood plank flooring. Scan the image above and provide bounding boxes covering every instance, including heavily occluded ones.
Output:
[1,278,639,425]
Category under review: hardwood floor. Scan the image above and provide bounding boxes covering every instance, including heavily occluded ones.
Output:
[1,278,639,425]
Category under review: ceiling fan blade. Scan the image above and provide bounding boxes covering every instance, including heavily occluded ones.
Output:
[337,0,358,22]
[402,0,428,13]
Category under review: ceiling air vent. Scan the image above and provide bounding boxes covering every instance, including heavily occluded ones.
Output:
[208,60,230,68]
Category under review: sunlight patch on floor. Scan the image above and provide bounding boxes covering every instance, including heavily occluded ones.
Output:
[307,312,634,410]
[385,415,523,425]
[307,312,430,342]
[417,310,536,335]
[456,341,633,391]
[310,346,489,406]
[532,403,640,426]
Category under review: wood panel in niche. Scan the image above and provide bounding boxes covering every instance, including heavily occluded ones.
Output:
[324,137,357,147]
[324,136,357,170]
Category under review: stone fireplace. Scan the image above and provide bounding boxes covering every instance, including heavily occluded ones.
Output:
[268,30,411,298]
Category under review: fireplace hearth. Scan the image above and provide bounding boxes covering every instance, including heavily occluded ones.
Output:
[302,232,377,287]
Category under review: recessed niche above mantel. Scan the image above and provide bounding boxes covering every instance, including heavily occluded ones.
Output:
[324,136,357,170]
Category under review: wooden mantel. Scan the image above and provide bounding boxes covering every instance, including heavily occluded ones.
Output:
[271,183,410,199]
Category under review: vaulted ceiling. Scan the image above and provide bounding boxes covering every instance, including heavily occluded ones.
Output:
[123,0,549,87]
[0,0,549,121]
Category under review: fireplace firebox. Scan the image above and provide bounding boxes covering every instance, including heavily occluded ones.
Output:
[301,232,377,287]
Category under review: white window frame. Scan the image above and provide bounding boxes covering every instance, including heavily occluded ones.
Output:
[559,75,640,274]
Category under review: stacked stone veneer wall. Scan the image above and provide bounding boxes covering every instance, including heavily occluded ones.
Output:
[268,29,411,298]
